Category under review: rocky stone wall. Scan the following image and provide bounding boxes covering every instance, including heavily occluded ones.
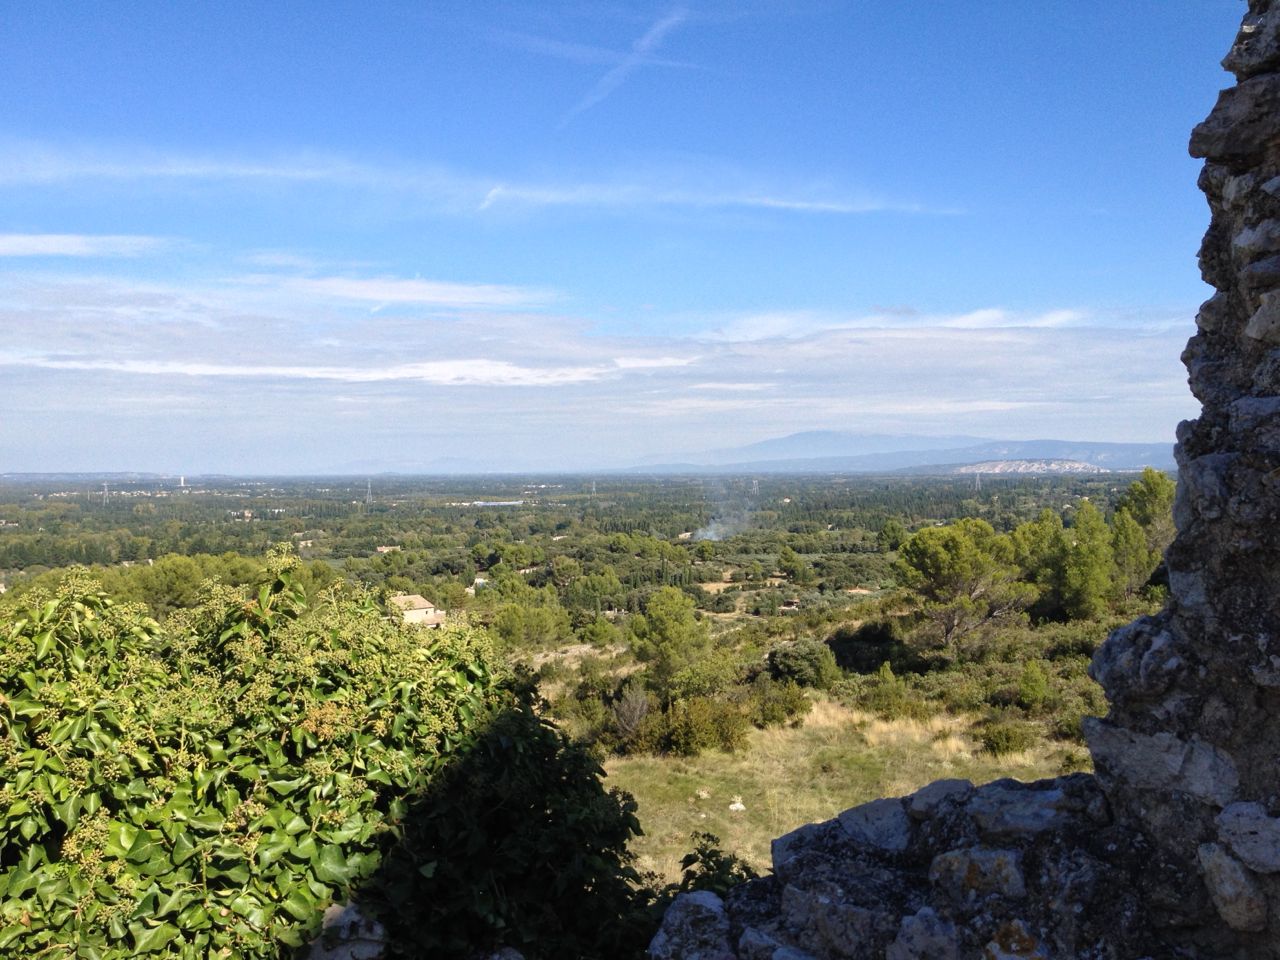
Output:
[650,2,1280,956]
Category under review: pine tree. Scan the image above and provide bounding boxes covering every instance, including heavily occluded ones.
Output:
[1111,507,1156,598]
[1060,500,1114,619]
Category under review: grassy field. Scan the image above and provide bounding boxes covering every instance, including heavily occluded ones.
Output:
[606,698,1082,884]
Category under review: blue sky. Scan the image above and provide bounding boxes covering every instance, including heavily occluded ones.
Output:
[0,1,1243,472]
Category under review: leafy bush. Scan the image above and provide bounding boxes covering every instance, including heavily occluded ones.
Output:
[0,557,645,958]
[670,832,758,897]
[857,662,934,721]
[632,698,748,757]
[978,718,1041,756]
[1016,660,1051,711]
[370,705,649,959]
[745,675,811,728]
[827,618,919,675]
[767,638,840,689]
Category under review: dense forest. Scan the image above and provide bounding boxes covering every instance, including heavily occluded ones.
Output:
[0,470,1174,957]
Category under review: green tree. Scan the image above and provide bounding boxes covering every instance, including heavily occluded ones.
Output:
[895,518,1032,643]
[1058,500,1114,619]
[777,546,814,585]
[630,586,711,696]
[1116,467,1176,556]
[1111,507,1157,598]
[877,518,907,552]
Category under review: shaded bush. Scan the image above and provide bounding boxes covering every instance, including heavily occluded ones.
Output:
[368,705,649,959]
[632,698,748,757]
[768,637,841,689]
[746,674,812,728]
[978,718,1041,756]
[670,832,758,897]
[827,619,920,675]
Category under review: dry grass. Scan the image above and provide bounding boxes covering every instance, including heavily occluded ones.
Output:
[605,696,1073,884]
[697,577,737,594]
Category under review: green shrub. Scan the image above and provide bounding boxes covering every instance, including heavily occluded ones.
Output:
[671,832,758,896]
[1016,660,1052,711]
[633,698,748,757]
[768,638,841,689]
[0,558,645,959]
[746,675,812,728]
[860,662,934,721]
[978,718,1041,756]
[1049,687,1106,743]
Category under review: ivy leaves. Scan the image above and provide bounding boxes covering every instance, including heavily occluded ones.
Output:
[0,562,504,957]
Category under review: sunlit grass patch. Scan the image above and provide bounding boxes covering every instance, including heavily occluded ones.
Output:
[607,694,1074,884]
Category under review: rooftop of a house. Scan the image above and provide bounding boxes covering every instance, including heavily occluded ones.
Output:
[387,594,436,612]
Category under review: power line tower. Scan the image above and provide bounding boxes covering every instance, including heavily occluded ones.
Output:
[102,483,109,507]
[975,472,982,493]
[366,479,372,506]
[751,479,760,497]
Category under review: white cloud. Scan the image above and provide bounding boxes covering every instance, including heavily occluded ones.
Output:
[487,28,698,70]
[560,8,689,126]
[0,233,167,257]
[611,355,694,370]
[688,381,777,391]
[264,274,554,309]
[0,141,939,220]
[0,353,615,387]
[476,181,929,215]
[699,307,1098,341]
[0,263,1197,470]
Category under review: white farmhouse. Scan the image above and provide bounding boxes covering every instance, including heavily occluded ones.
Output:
[388,594,446,628]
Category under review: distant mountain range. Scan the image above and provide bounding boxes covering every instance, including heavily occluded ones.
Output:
[2,433,1176,478]
[629,433,1175,475]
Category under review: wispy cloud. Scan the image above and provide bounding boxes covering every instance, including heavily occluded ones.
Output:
[0,141,940,219]
[560,8,688,127]
[698,307,1096,341]
[488,28,697,70]
[688,381,777,391]
[0,144,374,186]
[0,260,1196,473]
[611,355,694,370]
[0,353,638,387]
[477,181,933,215]
[252,274,555,309]
[0,233,167,257]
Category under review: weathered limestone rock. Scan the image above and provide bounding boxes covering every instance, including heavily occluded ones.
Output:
[928,847,1026,903]
[1199,843,1269,932]
[1218,802,1280,873]
[649,2,1280,956]
[906,779,971,821]
[649,891,736,960]
[884,908,958,960]
[837,798,912,852]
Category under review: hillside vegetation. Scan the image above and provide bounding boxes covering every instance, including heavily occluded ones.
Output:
[0,470,1174,956]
